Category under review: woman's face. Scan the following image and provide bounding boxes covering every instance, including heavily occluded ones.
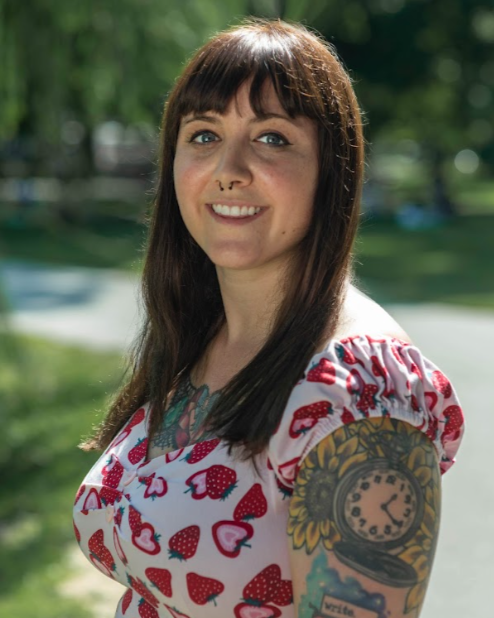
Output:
[173,80,319,277]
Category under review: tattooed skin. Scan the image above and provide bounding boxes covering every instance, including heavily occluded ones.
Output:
[151,374,222,451]
[288,417,441,618]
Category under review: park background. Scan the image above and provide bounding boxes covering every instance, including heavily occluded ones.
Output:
[1,0,493,616]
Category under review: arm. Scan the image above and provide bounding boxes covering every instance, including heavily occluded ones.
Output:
[287,416,441,618]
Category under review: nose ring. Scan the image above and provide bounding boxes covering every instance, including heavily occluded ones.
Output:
[218,181,234,191]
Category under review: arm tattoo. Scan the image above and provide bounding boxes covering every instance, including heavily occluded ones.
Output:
[288,417,441,617]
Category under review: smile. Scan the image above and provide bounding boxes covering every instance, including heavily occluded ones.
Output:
[210,204,262,218]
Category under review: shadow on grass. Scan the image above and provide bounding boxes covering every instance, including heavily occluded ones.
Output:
[0,334,124,617]
[356,214,494,309]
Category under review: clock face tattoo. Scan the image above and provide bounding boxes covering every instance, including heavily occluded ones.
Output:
[334,460,424,550]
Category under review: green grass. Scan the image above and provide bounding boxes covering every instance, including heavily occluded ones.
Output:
[1,197,494,310]
[0,333,124,618]
[355,213,494,309]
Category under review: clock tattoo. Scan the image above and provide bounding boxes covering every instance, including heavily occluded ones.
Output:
[333,459,424,586]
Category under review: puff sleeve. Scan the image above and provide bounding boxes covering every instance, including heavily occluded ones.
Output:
[267,335,464,489]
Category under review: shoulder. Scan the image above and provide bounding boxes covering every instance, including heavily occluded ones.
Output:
[333,283,412,344]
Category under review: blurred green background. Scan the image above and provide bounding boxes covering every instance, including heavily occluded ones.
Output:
[1,0,493,616]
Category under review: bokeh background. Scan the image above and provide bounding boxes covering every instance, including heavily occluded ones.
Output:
[1,1,493,616]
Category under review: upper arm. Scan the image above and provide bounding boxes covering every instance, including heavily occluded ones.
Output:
[287,417,441,618]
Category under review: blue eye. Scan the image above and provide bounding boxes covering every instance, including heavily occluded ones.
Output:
[190,131,217,144]
[258,133,288,146]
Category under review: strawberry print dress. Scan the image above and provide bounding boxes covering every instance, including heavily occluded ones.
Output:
[73,335,464,618]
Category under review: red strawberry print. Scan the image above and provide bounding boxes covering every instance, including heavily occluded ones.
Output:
[113,527,128,564]
[127,574,159,607]
[128,505,143,533]
[272,579,293,606]
[100,486,121,506]
[390,344,405,365]
[341,406,356,425]
[102,455,124,488]
[82,487,102,512]
[187,465,238,500]
[128,406,146,429]
[164,605,191,618]
[168,525,200,561]
[132,521,161,555]
[145,567,173,597]
[410,394,420,413]
[335,343,365,366]
[138,598,159,618]
[432,370,452,398]
[356,383,379,416]
[277,458,300,484]
[186,572,225,606]
[442,405,463,440]
[114,505,124,528]
[306,358,336,385]
[371,355,388,380]
[234,604,282,618]
[121,588,132,614]
[212,520,254,558]
[346,368,365,395]
[275,477,293,499]
[425,391,438,411]
[234,483,268,521]
[166,448,184,463]
[289,401,331,438]
[139,473,168,500]
[410,362,423,380]
[365,335,388,344]
[73,521,81,544]
[74,484,85,505]
[425,417,439,442]
[128,438,148,464]
[88,529,116,574]
[185,469,209,499]
[183,438,220,464]
[243,564,283,605]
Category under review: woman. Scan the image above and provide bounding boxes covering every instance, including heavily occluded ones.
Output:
[74,19,464,618]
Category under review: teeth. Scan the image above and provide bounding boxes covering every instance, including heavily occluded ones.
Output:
[211,204,262,217]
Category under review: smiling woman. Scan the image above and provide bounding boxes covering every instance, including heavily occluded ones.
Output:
[74,18,464,618]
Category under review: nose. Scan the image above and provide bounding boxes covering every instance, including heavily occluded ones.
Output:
[214,143,252,191]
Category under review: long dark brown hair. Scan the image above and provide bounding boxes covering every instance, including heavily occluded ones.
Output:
[82,18,364,459]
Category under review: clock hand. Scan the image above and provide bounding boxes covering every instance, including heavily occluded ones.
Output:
[380,494,403,527]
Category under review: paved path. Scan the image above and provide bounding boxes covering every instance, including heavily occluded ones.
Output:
[1,261,491,618]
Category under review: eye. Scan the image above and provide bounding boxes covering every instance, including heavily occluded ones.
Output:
[189,130,218,144]
[257,132,290,147]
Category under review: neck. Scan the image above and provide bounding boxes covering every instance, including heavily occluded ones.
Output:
[215,263,289,351]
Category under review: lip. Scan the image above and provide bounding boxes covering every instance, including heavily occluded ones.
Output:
[205,203,267,224]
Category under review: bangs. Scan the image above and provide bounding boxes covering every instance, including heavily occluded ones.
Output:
[173,28,329,122]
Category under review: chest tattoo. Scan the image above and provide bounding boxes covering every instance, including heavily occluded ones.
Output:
[151,374,223,451]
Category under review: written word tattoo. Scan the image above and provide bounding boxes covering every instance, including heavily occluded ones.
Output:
[151,374,222,451]
[288,417,441,616]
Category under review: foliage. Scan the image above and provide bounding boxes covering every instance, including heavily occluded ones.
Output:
[0,334,123,617]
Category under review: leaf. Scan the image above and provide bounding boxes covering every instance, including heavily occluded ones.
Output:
[317,436,336,467]
[322,523,341,550]
[414,465,432,487]
[338,452,368,477]
[305,520,321,554]
[412,555,430,582]
[399,544,423,565]
[336,435,359,457]
[408,446,426,470]
[420,503,437,538]
[293,521,308,550]
[405,582,427,613]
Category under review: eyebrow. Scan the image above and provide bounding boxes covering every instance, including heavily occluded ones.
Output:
[182,112,294,125]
